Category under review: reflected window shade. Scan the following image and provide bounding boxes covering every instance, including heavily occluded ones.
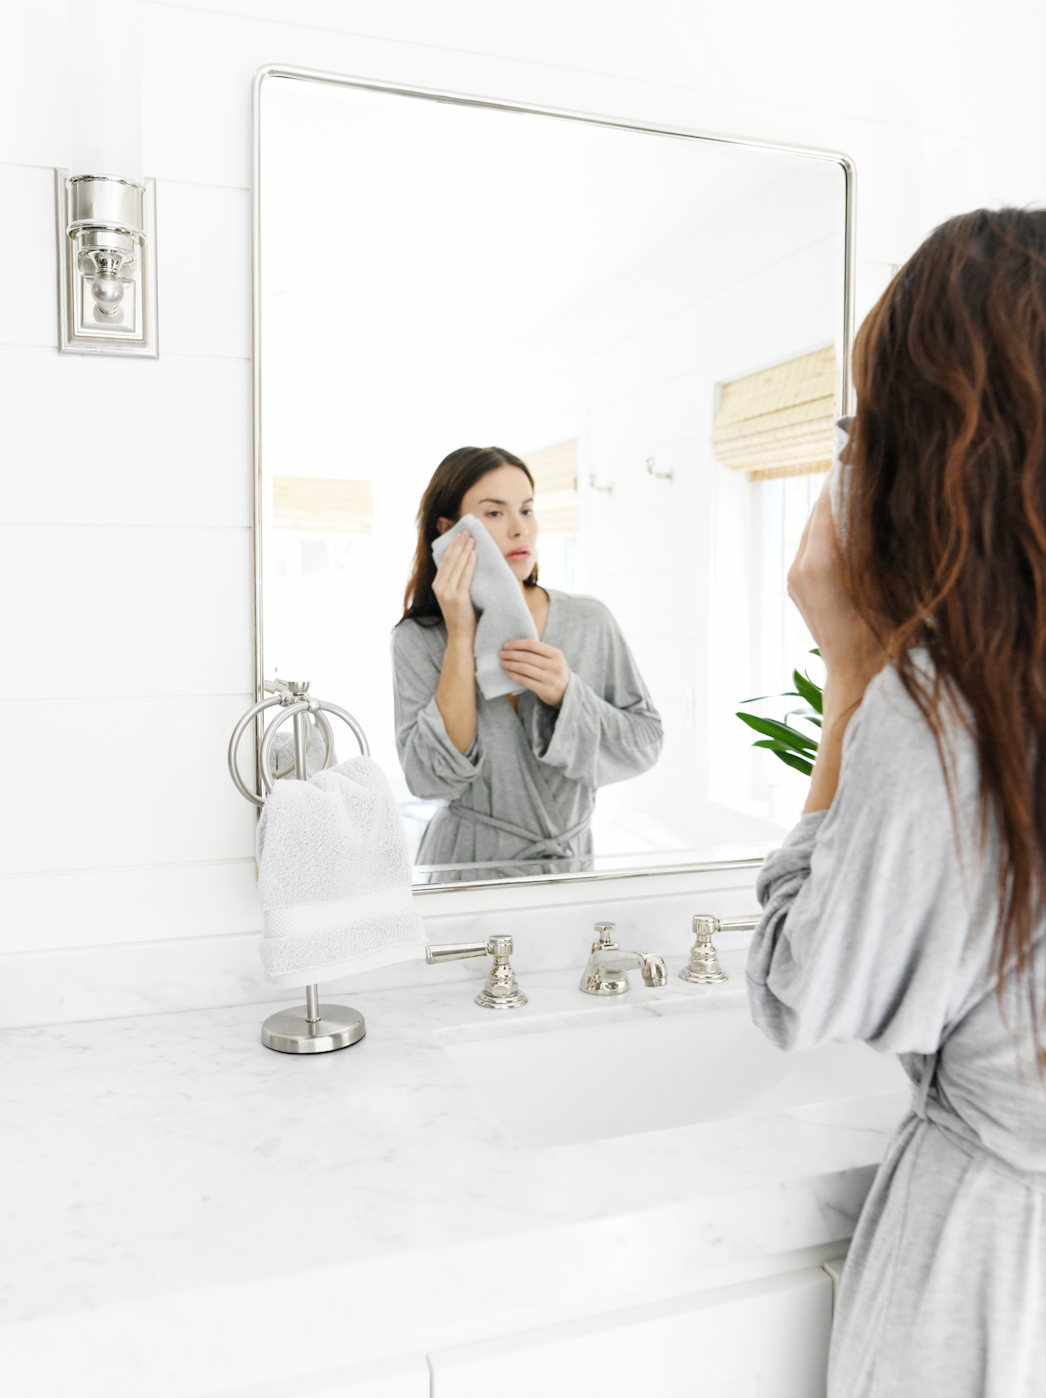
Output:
[523,440,578,533]
[272,477,373,533]
[711,346,838,482]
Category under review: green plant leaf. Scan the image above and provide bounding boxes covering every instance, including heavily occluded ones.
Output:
[776,749,815,776]
[736,712,818,752]
[740,691,800,704]
[784,706,822,728]
[752,740,814,775]
[792,669,823,715]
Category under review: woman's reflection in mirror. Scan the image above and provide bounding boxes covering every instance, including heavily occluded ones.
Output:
[392,446,663,871]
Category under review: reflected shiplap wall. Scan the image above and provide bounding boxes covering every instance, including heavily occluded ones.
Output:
[1,0,1043,955]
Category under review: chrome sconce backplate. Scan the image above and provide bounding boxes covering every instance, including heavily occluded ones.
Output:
[55,170,158,357]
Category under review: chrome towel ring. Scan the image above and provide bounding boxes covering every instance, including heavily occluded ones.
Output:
[228,679,370,809]
[228,678,372,1054]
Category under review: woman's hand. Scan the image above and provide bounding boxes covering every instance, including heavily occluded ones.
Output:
[788,482,884,686]
[432,532,478,640]
[499,639,571,708]
[788,482,887,812]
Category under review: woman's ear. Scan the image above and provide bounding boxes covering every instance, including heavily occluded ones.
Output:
[436,517,454,535]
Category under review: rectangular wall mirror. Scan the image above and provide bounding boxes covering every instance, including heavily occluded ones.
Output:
[253,67,853,891]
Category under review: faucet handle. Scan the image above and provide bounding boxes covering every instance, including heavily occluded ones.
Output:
[425,936,527,1010]
[680,914,728,984]
[426,940,489,963]
[592,920,616,949]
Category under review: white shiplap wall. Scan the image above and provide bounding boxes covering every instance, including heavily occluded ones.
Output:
[1,0,1043,957]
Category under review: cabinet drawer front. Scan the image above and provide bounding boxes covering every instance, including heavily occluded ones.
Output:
[430,1266,833,1398]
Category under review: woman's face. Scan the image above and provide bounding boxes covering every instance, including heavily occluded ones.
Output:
[440,465,538,582]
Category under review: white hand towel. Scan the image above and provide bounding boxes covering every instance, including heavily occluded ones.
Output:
[432,513,538,700]
[256,756,425,987]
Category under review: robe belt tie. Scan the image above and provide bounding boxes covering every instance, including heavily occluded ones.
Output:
[909,1053,1045,1192]
[445,803,590,860]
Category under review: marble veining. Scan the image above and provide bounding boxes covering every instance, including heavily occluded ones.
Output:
[0,952,908,1396]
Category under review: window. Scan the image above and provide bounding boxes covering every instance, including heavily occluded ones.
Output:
[710,345,838,481]
[710,346,838,694]
[759,472,827,697]
[523,439,578,590]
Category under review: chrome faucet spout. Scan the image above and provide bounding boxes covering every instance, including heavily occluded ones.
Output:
[640,952,668,987]
[579,923,667,996]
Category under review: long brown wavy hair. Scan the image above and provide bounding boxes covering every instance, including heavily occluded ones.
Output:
[400,446,538,626]
[843,208,1046,1059]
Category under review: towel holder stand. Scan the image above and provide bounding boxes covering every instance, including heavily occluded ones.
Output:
[228,679,369,1055]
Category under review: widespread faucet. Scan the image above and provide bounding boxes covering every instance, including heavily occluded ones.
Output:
[579,922,667,996]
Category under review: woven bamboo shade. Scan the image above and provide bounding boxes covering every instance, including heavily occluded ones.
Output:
[523,439,578,533]
[711,345,838,482]
[272,477,373,533]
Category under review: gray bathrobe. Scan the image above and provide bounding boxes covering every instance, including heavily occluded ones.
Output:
[747,661,1045,1398]
[392,589,663,869]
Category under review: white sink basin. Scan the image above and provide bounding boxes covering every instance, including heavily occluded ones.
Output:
[438,994,907,1148]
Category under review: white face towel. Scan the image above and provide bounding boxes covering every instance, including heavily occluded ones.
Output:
[431,513,539,700]
[256,755,425,987]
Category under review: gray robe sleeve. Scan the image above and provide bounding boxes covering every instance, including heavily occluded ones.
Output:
[391,622,482,801]
[746,665,992,1056]
[518,609,663,788]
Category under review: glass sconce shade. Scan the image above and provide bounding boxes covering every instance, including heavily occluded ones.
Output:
[68,1,144,182]
[58,2,156,355]
[67,174,146,318]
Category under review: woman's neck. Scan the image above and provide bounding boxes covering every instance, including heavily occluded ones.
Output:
[523,583,549,639]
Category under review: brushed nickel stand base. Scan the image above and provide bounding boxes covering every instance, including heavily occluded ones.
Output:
[261,984,365,1054]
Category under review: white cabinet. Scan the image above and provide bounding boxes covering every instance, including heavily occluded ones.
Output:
[429,1267,833,1398]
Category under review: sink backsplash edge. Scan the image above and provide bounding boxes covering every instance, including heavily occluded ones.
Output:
[0,866,760,1030]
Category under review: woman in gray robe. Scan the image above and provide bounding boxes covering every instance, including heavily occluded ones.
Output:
[746,209,1045,1397]
[749,663,1044,1396]
[393,445,662,871]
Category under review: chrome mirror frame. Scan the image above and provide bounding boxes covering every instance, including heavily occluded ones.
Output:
[250,63,856,897]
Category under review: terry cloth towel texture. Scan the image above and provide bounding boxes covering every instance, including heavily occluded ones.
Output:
[256,755,424,987]
[432,513,538,700]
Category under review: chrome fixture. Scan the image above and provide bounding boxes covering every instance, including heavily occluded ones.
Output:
[588,472,613,494]
[579,922,667,996]
[56,173,157,353]
[57,3,157,356]
[228,677,369,809]
[258,985,365,1055]
[645,455,673,481]
[228,679,371,1053]
[426,936,527,1009]
[681,913,760,984]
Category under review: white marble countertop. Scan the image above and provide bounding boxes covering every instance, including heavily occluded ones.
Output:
[0,951,908,1397]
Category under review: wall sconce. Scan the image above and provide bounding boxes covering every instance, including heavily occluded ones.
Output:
[56,1,157,357]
